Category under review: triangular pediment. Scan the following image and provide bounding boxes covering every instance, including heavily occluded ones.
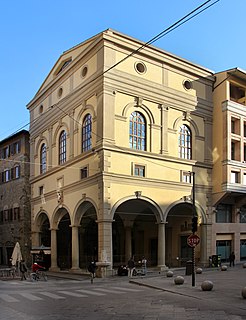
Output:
[36,32,102,95]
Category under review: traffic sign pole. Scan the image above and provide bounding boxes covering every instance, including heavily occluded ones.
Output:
[192,172,196,287]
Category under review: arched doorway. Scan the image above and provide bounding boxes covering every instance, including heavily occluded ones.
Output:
[74,200,98,269]
[39,212,51,247]
[113,198,161,267]
[57,212,71,269]
[166,202,197,267]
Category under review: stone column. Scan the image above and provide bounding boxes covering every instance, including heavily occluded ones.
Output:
[70,225,80,271]
[50,228,58,271]
[96,219,113,277]
[158,222,166,270]
[125,226,132,261]
[200,223,207,266]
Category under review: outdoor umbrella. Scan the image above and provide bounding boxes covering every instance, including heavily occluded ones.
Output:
[11,242,23,266]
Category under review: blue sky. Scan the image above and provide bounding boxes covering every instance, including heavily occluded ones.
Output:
[0,0,245,141]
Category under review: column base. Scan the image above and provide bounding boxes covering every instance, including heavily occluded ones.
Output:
[96,262,111,278]
[157,265,168,272]
[49,266,60,272]
[70,267,81,273]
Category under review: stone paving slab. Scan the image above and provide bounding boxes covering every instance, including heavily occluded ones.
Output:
[130,265,246,314]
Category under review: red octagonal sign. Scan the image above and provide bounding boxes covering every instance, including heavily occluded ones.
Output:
[187,234,200,247]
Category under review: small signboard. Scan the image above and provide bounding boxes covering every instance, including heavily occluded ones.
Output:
[187,234,200,247]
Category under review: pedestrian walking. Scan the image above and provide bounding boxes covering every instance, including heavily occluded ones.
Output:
[20,259,27,280]
[127,256,135,278]
[88,260,97,282]
[229,251,235,267]
[141,256,147,275]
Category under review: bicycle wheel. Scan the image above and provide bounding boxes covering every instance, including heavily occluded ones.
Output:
[39,271,47,281]
[30,272,37,281]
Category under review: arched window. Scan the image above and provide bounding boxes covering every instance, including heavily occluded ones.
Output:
[40,143,47,174]
[179,124,192,159]
[59,130,66,164]
[82,114,92,152]
[129,111,146,150]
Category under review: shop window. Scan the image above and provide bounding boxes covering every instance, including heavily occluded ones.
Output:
[216,240,231,262]
[240,240,246,260]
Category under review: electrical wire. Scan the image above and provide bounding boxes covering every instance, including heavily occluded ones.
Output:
[0,0,219,174]
[0,0,219,141]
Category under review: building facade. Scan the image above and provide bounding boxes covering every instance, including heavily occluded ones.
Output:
[0,130,31,266]
[27,29,216,273]
[213,68,246,263]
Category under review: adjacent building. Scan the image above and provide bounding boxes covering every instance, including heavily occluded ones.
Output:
[0,130,31,266]
[213,68,246,262]
[27,29,216,274]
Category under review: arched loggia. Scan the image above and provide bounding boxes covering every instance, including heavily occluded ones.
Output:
[112,197,162,267]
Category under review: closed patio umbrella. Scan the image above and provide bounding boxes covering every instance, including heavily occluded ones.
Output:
[11,242,23,266]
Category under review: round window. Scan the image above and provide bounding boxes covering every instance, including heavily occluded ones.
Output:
[183,80,192,90]
[135,62,146,74]
[81,66,88,78]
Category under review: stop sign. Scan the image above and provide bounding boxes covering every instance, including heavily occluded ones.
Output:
[187,234,200,247]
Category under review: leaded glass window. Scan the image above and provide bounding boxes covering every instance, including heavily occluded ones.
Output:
[179,124,192,159]
[40,143,47,173]
[82,114,92,152]
[59,131,66,164]
[129,111,146,150]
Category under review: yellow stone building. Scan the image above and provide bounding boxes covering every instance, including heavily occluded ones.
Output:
[27,29,216,274]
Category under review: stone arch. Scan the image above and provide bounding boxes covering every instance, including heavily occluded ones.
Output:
[33,210,50,232]
[52,121,70,146]
[111,195,164,223]
[50,205,71,230]
[173,116,200,137]
[73,197,98,226]
[164,199,207,224]
[35,136,49,157]
[122,102,155,125]
[111,195,164,266]
[74,104,96,132]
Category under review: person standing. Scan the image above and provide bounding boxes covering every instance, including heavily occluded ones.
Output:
[229,252,235,267]
[127,256,135,278]
[20,259,27,280]
[141,256,147,275]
